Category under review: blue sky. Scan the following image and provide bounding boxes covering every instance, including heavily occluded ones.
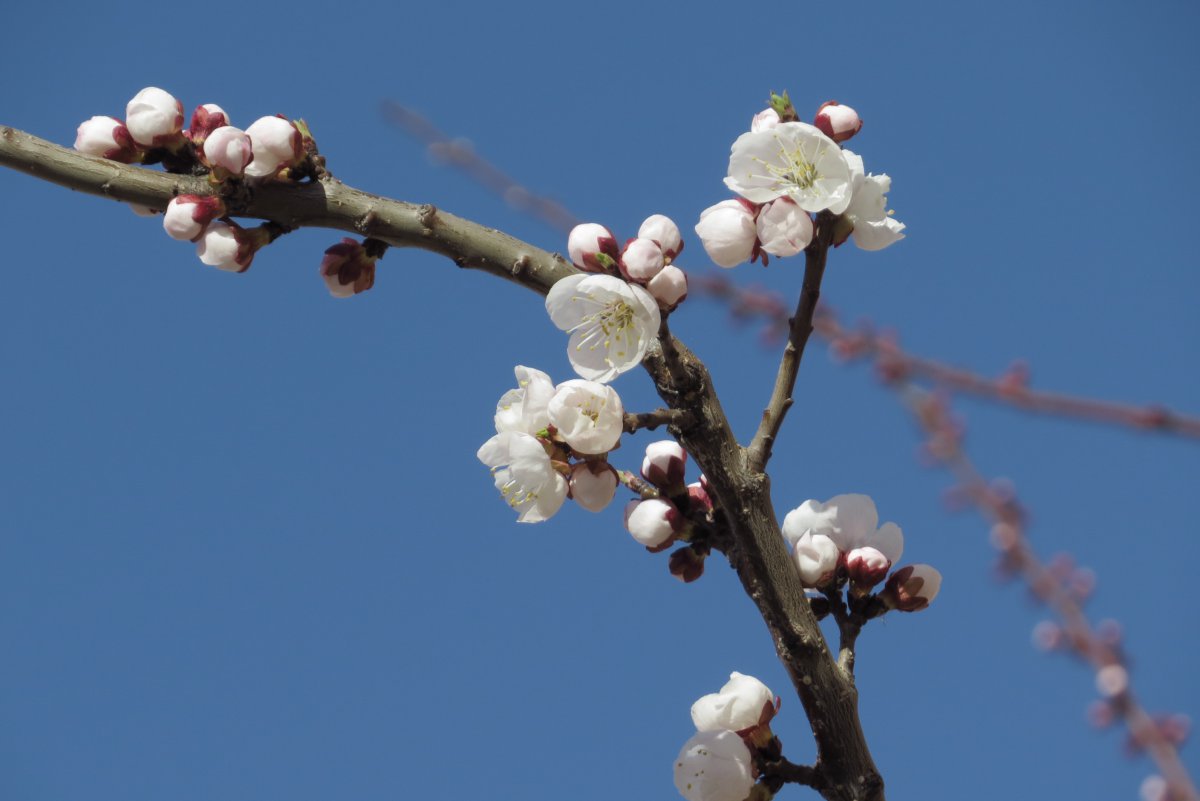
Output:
[2,1,1197,799]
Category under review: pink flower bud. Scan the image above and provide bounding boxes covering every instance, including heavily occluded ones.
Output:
[202,126,254,178]
[669,545,706,583]
[74,116,139,163]
[687,481,713,515]
[793,531,839,588]
[319,238,377,298]
[695,199,757,269]
[756,197,813,258]
[845,546,890,592]
[187,104,230,145]
[243,115,304,179]
[751,107,781,132]
[881,564,942,611]
[814,101,862,144]
[567,223,620,272]
[569,461,618,513]
[637,214,684,262]
[624,498,682,549]
[196,220,261,273]
[163,195,226,242]
[641,440,687,489]
[647,264,688,311]
[125,87,185,147]
[620,237,665,283]
[1095,664,1129,698]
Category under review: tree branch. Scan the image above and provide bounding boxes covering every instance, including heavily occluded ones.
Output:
[0,125,884,801]
[745,215,833,473]
[623,408,694,433]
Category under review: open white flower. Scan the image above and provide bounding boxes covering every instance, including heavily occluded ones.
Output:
[841,150,905,251]
[494,366,555,436]
[545,274,660,383]
[674,730,755,801]
[782,493,903,564]
[476,431,567,523]
[547,379,624,455]
[691,672,775,733]
[725,122,852,213]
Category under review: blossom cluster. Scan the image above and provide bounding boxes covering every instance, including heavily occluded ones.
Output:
[623,441,715,582]
[782,493,941,611]
[694,98,905,269]
[74,87,377,295]
[674,672,779,801]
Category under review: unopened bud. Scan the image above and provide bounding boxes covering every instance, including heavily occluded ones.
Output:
[845,546,890,593]
[637,214,683,262]
[319,238,378,298]
[187,104,230,145]
[125,87,185,148]
[647,264,688,311]
[793,531,839,588]
[881,564,942,611]
[624,497,682,549]
[566,223,620,272]
[196,220,264,273]
[568,461,618,513]
[74,116,139,163]
[751,107,781,132]
[687,481,713,515]
[619,237,665,283]
[669,544,707,583]
[695,199,758,269]
[244,115,304,179]
[756,197,813,258]
[814,101,862,143]
[163,195,226,242]
[203,126,254,178]
[641,440,687,490]
[1095,664,1129,698]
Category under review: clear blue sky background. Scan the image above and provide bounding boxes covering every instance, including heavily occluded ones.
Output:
[2,1,1197,799]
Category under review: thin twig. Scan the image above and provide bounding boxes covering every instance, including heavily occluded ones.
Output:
[623,408,695,433]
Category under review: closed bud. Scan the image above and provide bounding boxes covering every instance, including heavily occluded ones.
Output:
[619,237,665,283]
[203,126,254,178]
[647,264,688,311]
[187,103,230,145]
[244,115,304,179]
[163,195,226,242]
[637,214,684,262]
[669,544,707,583]
[319,238,377,298]
[566,222,620,272]
[125,87,185,148]
[568,461,618,513]
[196,220,265,273]
[691,671,776,733]
[674,730,754,801]
[695,199,757,269]
[756,197,813,258]
[687,481,713,515]
[881,564,942,611]
[624,497,682,549]
[814,101,862,143]
[845,546,890,593]
[74,116,139,163]
[793,531,839,588]
[641,440,688,490]
[751,107,781,133]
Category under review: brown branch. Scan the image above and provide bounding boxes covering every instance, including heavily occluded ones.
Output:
[623,408,694,433]
[1,124,885,801]
[745,216,833,473]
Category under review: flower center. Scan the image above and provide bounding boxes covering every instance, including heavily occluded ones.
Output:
[570,296,636,358]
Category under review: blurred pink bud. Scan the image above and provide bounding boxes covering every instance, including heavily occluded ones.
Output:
[187,103,230,145]
[1087,700,1116,729]
[881,564,942,611]
[125,87,185,147]
[695,199,757,269]
[163,195,226,242]
[845,546,890,592]
[319,238,377,298]
[203,126,254,178]
[620,237,665,283]
[647,264,688,311]
[751,107,781,132]
[756,197,813,258]
[1140,775,1168,801]
[637,214,684,262]
[642,440,687,489]
[569,461,618,513]
[196,220,260,272]
[1031,620,1063,651]
[814,101,862,143]
[1095,664,1129,698]
[624,498,682,549]
[566,222,620,272]
[74,116,139,163]
[244,115,304,178]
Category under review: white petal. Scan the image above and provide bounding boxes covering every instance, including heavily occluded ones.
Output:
[874,522,904,565]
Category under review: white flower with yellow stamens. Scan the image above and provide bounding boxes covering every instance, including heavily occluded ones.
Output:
[476,431,567,523]
[724,121,853,213]
[545,274,660,383]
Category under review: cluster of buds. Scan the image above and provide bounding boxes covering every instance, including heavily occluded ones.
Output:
[782,493,941,613]
[566,214,689,312]
[674,672,782,801]
[694,95,904,269]
[74,87,376,294]
[477,366,627,522]
[623,441,715,582]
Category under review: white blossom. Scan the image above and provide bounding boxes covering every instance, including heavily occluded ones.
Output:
[694,200,757,269]
[841,150,906,251]
[673,730,755,801]
[476,431,567,523]
[725,122,852,213]
[691,672,775,733]
[793,531,839,587]
[125,87,184,147]
[545,274,660,383]
[755,198,813,258]
[782,494,903,564]
[547,379,624,455]
[244,116,303,178]
[494,366,556,436]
